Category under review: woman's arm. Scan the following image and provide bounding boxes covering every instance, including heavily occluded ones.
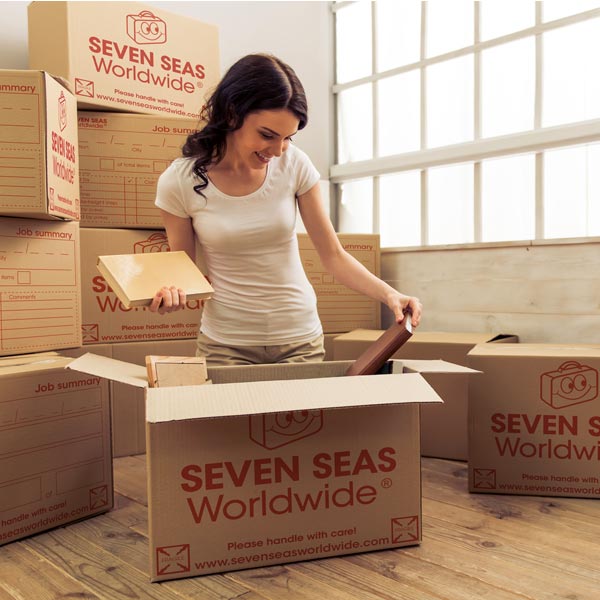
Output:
[148,209,196,314]
[298,183,422,327]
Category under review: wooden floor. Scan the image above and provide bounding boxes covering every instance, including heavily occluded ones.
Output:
[1,455,599,599]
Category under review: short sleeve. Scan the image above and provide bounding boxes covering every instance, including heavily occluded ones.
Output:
[292,145,321,196]
[155,161,189,218]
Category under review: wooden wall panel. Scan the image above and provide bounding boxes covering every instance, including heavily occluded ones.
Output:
[381,240,600,343]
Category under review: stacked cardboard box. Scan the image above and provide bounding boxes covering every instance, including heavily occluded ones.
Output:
[25,1,221,458]
[0,70,82,356]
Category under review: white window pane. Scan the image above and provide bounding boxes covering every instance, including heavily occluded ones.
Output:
[544,144,600,238]
[379,171,421,247]
[480,0,535,41]
[378,71,420,156]
[543,0,600,22]
[376,0,421,72]
[543,18,600,127]
[428,163,474,245]
[337,84,373,163]
[481,37,535,137]
[336,2,372,84]
[426,0,473,57]
[338,178,373,233]
[426,55,474,148]
[481,154,535,242]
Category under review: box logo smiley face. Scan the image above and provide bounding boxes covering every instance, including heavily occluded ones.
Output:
[249,409,323,449]
[126,11,167,45]
[540,361,599,409]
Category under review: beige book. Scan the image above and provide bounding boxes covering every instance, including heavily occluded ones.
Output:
[97,251,213,308]
[145,355,209,388]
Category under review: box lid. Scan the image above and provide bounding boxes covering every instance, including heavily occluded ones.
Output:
[468,343,600,359]
[0,353,71,376]
[145,370,442,423]
[66,354,451,423]
[400,359,481,374]
[335,329,514,345]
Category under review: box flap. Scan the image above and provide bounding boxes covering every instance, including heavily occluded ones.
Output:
[400,359,481,374]
[146,371,442,423]
[468,343,600,359]
[66,353,148,388]
[335,329,515,345]
[0,353,70,375]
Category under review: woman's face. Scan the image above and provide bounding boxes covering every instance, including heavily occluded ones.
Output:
[227,109,299,169]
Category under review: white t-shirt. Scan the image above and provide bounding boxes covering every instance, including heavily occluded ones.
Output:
[155,144,323,346]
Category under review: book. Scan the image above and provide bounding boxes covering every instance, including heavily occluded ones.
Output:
[96,251,213,308]
[345,317,413,376]
[145,355,209,388]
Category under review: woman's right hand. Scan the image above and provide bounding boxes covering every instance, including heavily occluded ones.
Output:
[149,286,187,315]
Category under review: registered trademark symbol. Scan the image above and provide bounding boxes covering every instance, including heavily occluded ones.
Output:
[197,81,204,88]
[381,478,393,489]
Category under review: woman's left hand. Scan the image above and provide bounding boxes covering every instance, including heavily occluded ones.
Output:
[386,292,422,328]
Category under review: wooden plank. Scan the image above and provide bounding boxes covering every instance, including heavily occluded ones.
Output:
[380,240,600,343]
[22,524,186,600]
[0,542,101,600]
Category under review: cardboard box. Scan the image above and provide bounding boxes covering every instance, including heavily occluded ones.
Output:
[0,70,79,220]
[68,354,474,581]
[63,339,196,457]
[333,330,518,460]
[97,250,213,308]
[0,217,82,356]
[28,2,219,119]
[468,344,600,499]
[0,353,112,546]
[298,234,381,334]
[80,228,202,345]
[78,112,197,228]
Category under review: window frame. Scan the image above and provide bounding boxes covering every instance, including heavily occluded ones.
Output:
[331,1,600,247]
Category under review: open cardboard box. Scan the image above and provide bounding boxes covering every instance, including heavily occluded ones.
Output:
[67,353,475,581]
[333,330,517,460]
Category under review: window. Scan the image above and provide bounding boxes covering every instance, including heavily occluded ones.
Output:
[332,1,600,247]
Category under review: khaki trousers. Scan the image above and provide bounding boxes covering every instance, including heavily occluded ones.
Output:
[196,332,325,366]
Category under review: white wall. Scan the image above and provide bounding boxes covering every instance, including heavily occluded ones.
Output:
[0,0,333,175]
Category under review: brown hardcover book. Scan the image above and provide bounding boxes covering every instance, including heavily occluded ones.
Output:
[345,318,413,376]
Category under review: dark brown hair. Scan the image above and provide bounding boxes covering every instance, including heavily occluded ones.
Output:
[182,53,309,196]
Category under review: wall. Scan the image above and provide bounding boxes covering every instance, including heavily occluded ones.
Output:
[0,0,333,176]
[382,239,600,343]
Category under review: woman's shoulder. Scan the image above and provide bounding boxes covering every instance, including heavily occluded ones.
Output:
[279,142,313,171]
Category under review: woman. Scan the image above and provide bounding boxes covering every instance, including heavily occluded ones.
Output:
[151,53,422,366]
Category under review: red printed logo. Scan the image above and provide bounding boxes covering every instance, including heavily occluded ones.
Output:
[156,544,190,576]
[58,91,67,131]
[126,11,167,45]
[472,468,497,490]
[134,232,170,253]
[391,515,419,543]
[540,361,599,409]
[82,323,99,343]
[249,409,323,449]
[89,485,109,509]
[74,78,95,98]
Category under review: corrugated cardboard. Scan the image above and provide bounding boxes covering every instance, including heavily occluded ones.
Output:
[78,112,197,228]
[63,339,197,457]
[0,70,79,220]
[28,2,219,119]
[0,353,112,546]
[0,217,82,356]
[97,250,213,308]
[80,228,201,344]
[333,330,518,460]
[298,234,381,333]
[68,354,475,581]
[468,344,600,499]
